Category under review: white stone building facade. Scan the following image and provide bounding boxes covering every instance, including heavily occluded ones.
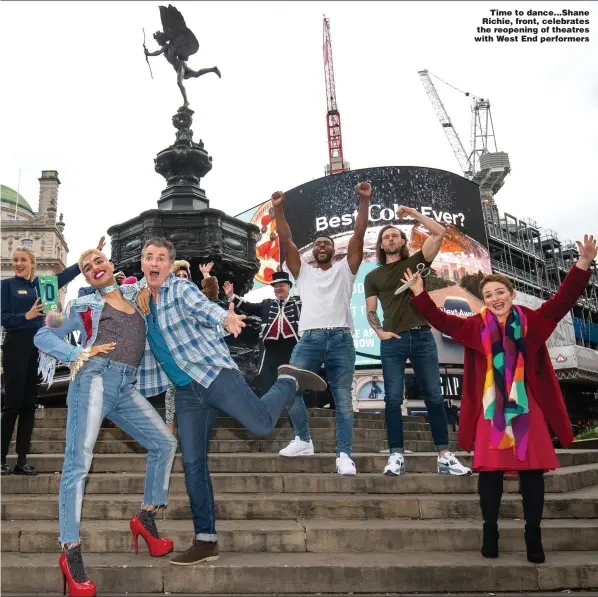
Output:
[1,170,71,310]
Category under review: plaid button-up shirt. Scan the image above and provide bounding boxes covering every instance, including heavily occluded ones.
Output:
[122,275,238,397]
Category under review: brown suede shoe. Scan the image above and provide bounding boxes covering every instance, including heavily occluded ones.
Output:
[170,540,219,566]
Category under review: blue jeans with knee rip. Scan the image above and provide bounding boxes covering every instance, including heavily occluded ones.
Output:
[59,357,177,544]
[288,328,356,456]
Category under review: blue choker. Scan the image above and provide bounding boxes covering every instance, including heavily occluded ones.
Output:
[99,283,120,295]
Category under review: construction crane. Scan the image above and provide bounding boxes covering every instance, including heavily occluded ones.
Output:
[323,16,349,176]
[417,69,510,201]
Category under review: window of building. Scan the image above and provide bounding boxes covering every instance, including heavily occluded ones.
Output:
[22,239,33,248]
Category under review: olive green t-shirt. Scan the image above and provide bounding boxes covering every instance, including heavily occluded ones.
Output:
[364,251,432,334]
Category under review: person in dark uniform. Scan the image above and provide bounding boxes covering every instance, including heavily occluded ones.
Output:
[1,239,102,476]
[224,272,301,396]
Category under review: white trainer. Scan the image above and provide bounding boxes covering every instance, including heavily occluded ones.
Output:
[279,436,315,457]
[336,452,357,475]
[437,451,472,476]
[383,453,406,476]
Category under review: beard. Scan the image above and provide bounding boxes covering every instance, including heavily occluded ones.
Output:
[314,252,332,264]
[384,246,402,255]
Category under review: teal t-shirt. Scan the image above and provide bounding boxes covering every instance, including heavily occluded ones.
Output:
[146,301,193,387]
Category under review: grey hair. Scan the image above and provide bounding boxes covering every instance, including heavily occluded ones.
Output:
[142,237,176,262]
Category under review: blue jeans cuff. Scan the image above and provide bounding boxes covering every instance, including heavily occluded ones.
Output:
[390,448,405,454]
[196,533,217,542]
[436,444,450,451]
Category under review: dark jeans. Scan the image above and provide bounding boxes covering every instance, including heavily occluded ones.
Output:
[1,330,39,464]
[478,470,545,527]
[380,328,449,453]
[174,368,296,540]
[258,337,297,396]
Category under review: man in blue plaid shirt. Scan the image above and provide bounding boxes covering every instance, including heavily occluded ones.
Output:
[132,238,326,566]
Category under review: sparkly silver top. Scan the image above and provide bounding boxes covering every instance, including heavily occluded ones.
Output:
[92,303,145,367]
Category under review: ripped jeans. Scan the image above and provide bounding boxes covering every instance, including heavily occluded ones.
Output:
[59,357,177,544]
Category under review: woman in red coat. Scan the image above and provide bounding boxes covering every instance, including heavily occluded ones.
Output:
[404,234,596,564]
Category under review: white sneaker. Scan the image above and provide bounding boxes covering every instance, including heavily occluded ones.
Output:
[437,451,472,476]
[279,436,315,457]
[336,452,357,475]
[383,453,406,476]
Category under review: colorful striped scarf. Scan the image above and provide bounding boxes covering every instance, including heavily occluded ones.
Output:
[480,305,530,461]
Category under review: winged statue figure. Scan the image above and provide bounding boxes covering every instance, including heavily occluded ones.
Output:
[144,4,221,108]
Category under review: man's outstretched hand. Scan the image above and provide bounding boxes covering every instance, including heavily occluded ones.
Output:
[223,302,246,337]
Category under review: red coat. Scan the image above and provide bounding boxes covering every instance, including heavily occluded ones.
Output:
[410,265,591,452]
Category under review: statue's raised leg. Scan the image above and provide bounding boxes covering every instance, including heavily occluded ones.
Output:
[184,66,221,80]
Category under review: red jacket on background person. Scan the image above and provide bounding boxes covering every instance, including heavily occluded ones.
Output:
[410,265,591,452]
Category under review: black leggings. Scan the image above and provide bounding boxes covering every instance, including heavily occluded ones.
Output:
[1,330,39,464]
[478,470,544,527]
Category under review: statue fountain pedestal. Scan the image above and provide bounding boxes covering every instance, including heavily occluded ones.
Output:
[107,106,261,385]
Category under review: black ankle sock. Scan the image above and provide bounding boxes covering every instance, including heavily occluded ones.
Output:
[65,544,89,583]
[138,509,160,538]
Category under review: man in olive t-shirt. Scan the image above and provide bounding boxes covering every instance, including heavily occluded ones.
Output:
[363,208,471,478]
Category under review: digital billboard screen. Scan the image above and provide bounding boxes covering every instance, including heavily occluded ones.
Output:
[236,166,491,366]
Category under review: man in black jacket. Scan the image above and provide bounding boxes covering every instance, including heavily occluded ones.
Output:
[224,272,302,398]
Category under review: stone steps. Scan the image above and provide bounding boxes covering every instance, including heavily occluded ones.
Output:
[29,413,402,430]
[11,438,458,454]
[19,426,459,442]
[2,408,597,595]
[3,488,598,521]
[7,450,598,474]
[32,407,410,423]
[2,551,597,594]
[3,465,598,495]
[4,519,598,554]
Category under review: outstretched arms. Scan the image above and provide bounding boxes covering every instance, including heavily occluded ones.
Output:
[223,281,263,316]
[405,269,483,352]
[347,183,372,275]
[535,234,596,325]
[271,191,301,279]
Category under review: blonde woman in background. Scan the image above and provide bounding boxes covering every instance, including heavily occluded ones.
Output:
[1,238,103,476]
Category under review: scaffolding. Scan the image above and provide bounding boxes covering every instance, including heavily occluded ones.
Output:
[484,204,598,349]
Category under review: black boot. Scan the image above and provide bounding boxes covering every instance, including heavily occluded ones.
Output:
[524,524,545,563]
[481,522,499,558]
[520,470,545,564]
[478,471,503,559]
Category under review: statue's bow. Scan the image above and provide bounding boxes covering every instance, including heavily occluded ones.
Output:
[143,28,154,80]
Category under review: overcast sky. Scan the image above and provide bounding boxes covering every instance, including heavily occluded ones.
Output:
[1,1,596,301]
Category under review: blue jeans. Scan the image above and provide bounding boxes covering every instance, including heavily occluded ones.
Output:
[380,328,449,453]
[288,328,356,455]
[174,368,296,540]
[59,357,177,544]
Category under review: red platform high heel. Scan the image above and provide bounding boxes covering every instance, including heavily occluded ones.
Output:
[130,514,174,557]
[59,552,96,597]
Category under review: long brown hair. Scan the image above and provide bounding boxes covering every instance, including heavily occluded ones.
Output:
[376,225,410,265]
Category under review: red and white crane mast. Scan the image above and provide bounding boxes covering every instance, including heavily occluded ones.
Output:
[323,16,349,176]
